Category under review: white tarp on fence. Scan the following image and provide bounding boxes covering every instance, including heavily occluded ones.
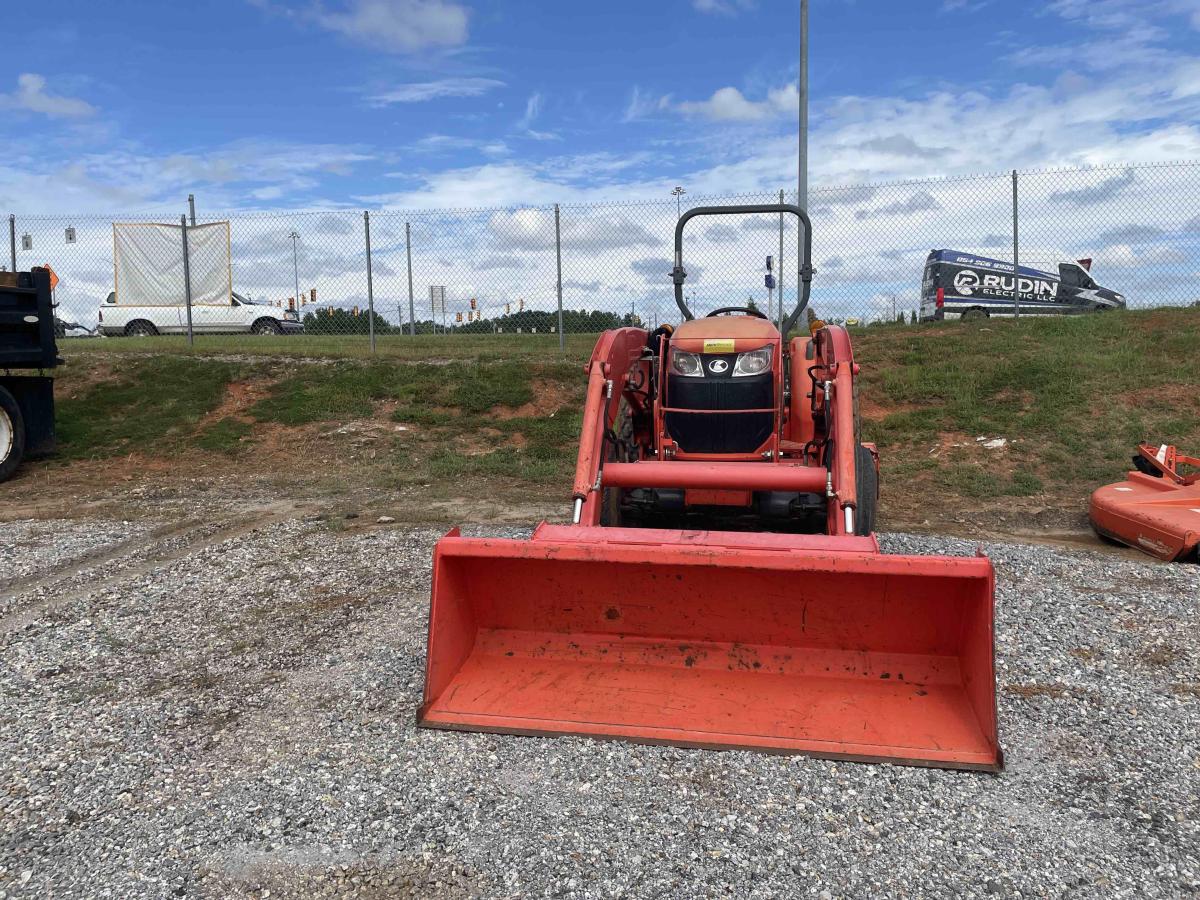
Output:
[112,222,231,306]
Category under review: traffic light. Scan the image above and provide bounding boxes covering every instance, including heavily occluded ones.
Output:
[505,302,511,315]
[310,288,317,303]
[518,298,525,311]
[288,297,295,310]
[469,297,477,310]
[353,306,360,316]
[455,311,463,323]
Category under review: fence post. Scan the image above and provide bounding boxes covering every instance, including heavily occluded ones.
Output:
[1011,169,1020,321]
[8,215,15,272]
[364,211,377,353]
[188,194,196,226]
[405,221,415,336]
[554,204,565,351]
[180,215,194,347]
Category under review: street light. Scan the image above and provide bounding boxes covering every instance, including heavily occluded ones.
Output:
[288,230,300,319]
[671,186,686,219]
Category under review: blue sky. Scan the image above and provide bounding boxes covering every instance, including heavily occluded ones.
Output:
[2,0,1198,214]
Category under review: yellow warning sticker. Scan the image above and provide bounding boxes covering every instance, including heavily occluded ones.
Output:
[702,339,735,354]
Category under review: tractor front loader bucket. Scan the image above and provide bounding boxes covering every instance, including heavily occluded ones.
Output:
[419,525,1002,771]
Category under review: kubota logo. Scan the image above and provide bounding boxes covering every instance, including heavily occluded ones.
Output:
[708,358,729,374]
[953,270,980,295]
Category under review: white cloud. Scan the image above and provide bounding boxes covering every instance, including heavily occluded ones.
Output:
[622,86,671,123]
[518,92,542,129]
[366,77,504,105]
[0,139,373,214]
[675,83,796,122]
[0,73,95,119]
[692,0,755,14]
[403,134,510,157]
[311,0,468,52]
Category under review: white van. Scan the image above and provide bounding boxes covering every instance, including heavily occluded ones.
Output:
[97,292,302,336]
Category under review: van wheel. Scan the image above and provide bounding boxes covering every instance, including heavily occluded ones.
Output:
[125,320,158,337]
[252,318,282,335]
[961,308,988,322]
[0,385,27,484]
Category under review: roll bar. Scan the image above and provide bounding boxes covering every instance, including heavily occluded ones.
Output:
[672,203,814,336]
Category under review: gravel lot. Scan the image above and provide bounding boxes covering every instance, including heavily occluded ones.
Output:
[1,514,1197,899]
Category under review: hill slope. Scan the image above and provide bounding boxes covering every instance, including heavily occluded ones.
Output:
[11,307,1199,534]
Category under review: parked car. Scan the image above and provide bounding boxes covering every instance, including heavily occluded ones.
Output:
[97,292,302,336]
[920,250,1126,321]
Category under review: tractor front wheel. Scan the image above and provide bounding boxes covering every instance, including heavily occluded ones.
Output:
[854,444,879,536]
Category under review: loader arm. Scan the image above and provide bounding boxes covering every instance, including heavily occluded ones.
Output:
[571,327,650,526]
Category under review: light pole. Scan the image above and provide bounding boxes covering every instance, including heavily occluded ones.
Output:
[288,230,300,320]
[672,186,686,219]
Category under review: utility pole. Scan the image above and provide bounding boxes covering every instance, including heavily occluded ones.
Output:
[672,186,686,219]
[288,231,300,322]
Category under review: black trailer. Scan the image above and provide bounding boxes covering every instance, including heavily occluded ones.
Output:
[0,267,60,482]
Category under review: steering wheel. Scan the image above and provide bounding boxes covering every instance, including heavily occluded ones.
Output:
[706,306,768,319]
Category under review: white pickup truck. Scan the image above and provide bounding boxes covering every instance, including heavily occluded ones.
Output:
[97,292,303,336]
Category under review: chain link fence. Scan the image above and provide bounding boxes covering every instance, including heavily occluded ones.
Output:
[6,161,1198,345]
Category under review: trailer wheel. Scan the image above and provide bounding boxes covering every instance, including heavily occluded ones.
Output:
[0,385,27,484]
[961,307,988,322]
[854,444,878,536]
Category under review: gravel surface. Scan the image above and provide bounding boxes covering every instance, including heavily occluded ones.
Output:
[0,519,149,592]
[1,517,1197,898]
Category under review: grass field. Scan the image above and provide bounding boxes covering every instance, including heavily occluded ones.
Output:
[66,331,600,362]
[45,306,1200,529]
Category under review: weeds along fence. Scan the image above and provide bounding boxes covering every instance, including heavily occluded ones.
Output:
[6,161,1199,345]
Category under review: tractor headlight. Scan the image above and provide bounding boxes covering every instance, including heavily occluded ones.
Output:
[670,349,704,377]
[732,346,772,377]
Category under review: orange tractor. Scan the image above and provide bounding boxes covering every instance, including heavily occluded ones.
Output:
[419,204,1002,771]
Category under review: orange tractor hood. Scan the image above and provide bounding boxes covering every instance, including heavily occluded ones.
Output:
[671,315,779,353]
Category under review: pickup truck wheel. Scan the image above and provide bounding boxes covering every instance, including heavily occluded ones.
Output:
[125,320,158,337]
[252,318,283,335]
[0,385,26,484]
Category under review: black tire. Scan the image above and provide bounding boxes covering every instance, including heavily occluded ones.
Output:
[854,444,878,536]
[599,401,634,527]
[961,307,988,322]
[252,318,283,335]
[0,385,27,484]
[125,320,158,337]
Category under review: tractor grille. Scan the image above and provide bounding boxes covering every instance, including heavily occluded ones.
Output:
[665,365,773,453]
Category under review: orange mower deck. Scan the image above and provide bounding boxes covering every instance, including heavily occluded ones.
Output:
[1089,443,1200,562]
[419,525,1002,771]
